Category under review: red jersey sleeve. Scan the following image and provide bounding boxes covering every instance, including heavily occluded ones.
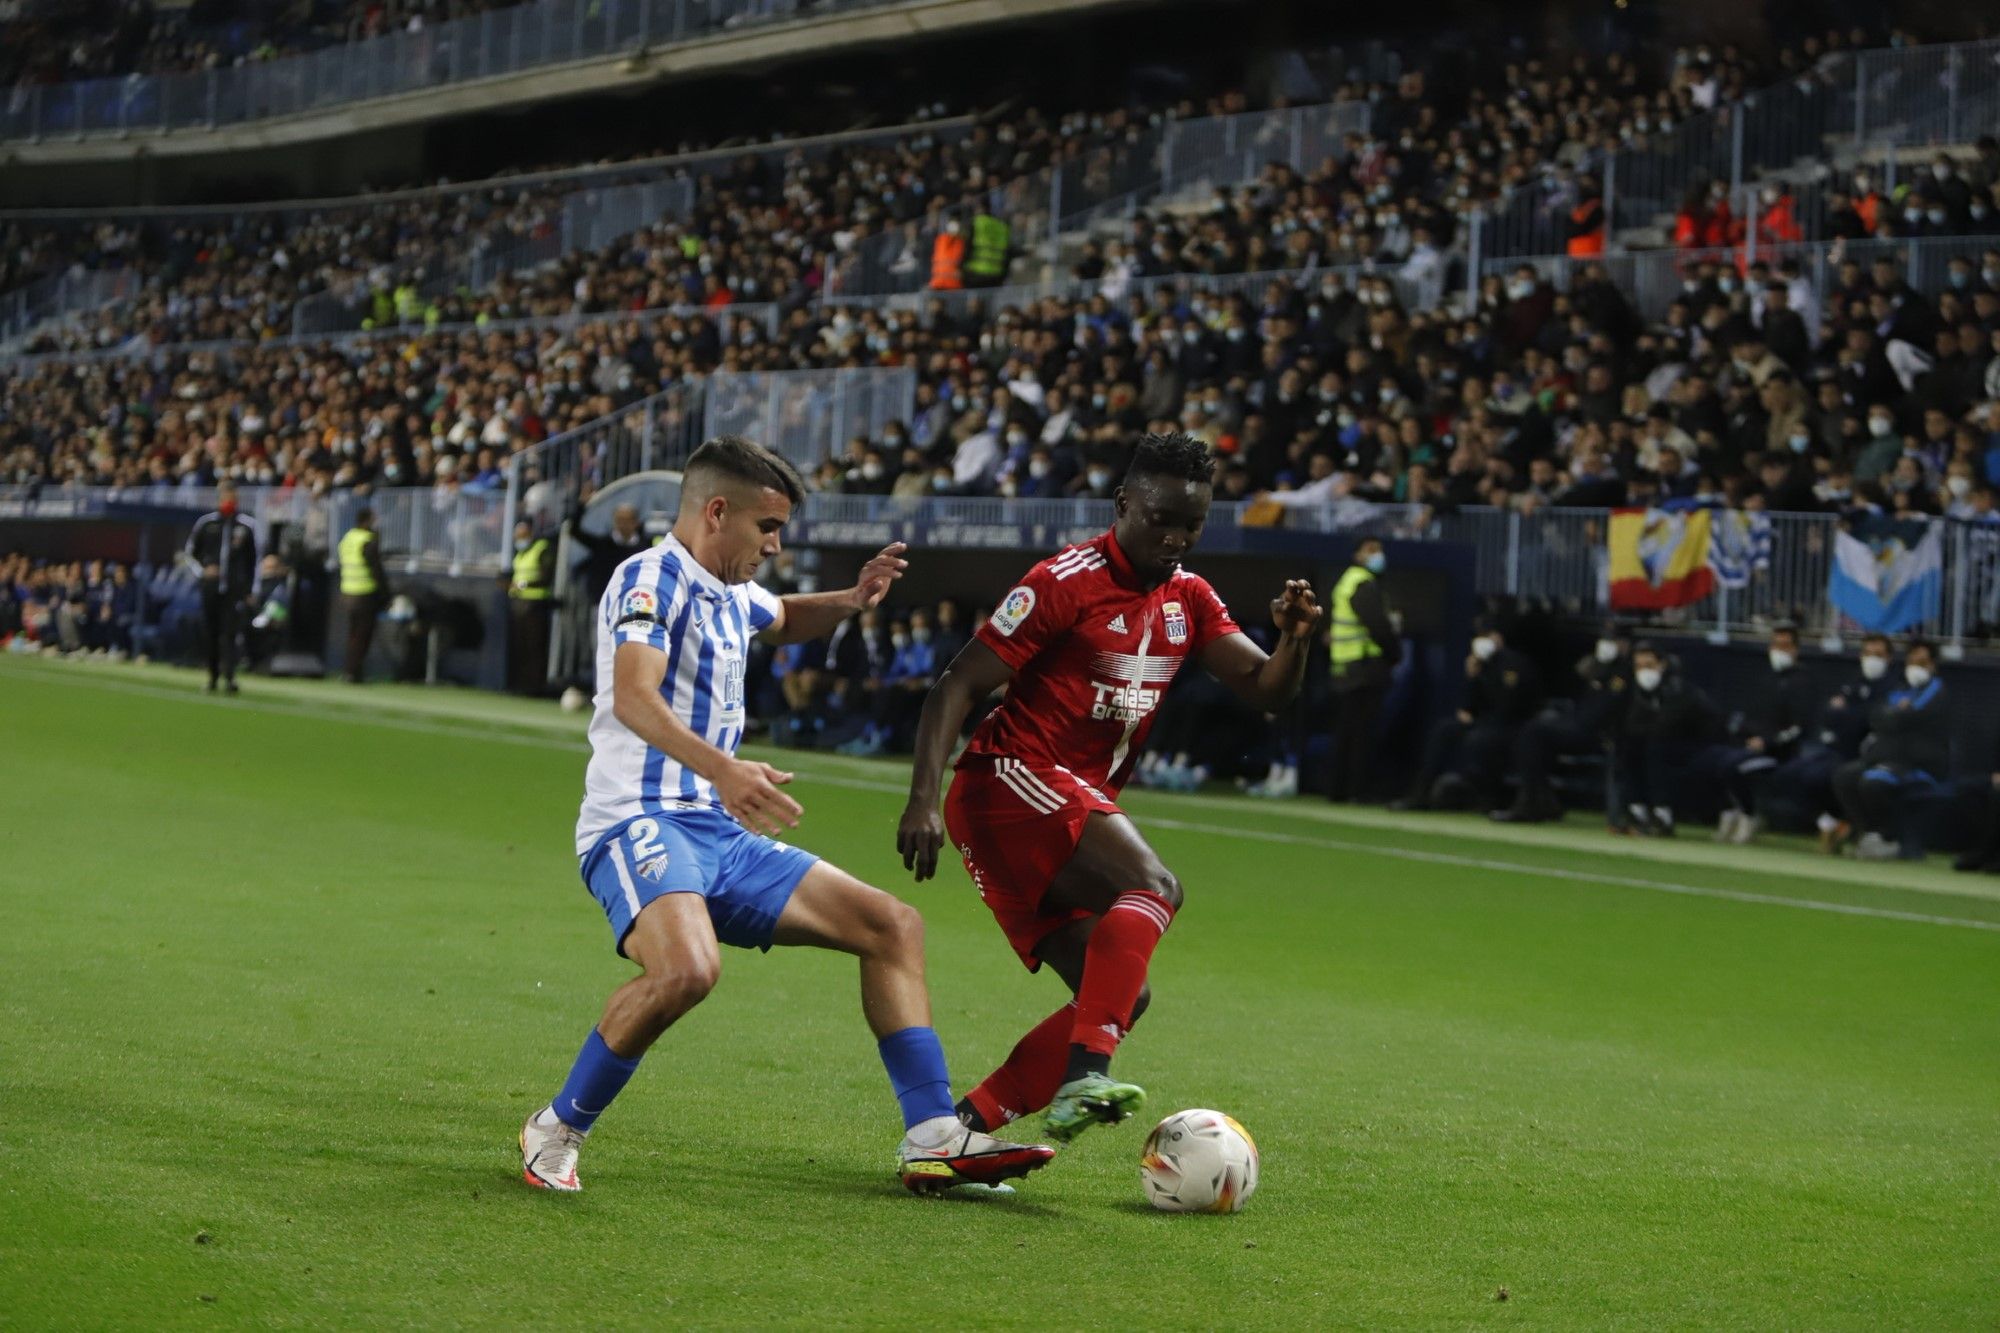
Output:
[976,559,1077,672]
[1184,574,1242,652]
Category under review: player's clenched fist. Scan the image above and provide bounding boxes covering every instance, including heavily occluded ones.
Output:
[716,758,802,837]
[1269,579,1323,642]
[896,800,944,882]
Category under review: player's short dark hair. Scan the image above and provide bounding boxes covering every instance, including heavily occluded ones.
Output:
[1124,432,1215,487]
[685,435,806,507]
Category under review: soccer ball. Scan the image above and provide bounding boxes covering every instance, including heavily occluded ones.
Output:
[1140,1109,1259,1213]
[559,686,590,713]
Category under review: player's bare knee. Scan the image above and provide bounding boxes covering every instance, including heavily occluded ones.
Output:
[875,896,926,961]
[641,957,718,1018]
[1141,866,1184,911]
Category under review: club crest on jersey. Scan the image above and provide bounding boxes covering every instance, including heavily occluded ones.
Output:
[637,852,670,882]
[1162,600,1188,645]
[992,585,1036,637]
[620,587,659,621]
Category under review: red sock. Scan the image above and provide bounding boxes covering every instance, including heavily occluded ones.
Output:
[965,1003,1076,1128]
[1071,890,1176,1056]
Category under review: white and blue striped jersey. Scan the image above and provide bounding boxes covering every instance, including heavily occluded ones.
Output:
[574,534,783,858]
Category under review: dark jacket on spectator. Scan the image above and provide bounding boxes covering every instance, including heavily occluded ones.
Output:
[1622,669,1716,744]
[1729,662,1809,757]
[1861,675,1949,777]
[1470,647,1541,725]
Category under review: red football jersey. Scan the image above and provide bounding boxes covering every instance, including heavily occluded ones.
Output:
[961,529,1242,793]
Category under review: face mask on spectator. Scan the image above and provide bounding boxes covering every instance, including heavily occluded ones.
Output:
[1595,638,1621,663]
[1928,209,1948,226]
[1951,270,1972,289]
[1769,648,1796,672]
[1985,266,2000,285]
[1905,664,1933,689]
[1006,430,1028,447]
[1860,653,1889,680]
[1472,635,1497,661]
[891,632,909,649]
[1086,466,1113,489]
[860,462,884,481]
[1869,416,1893,438]
[1718,276,1738,294]
[1950,476,1972,498]
[1933,163,1953,181]
[930,474,951,492]
[1506,279,1533,300]
[912,627,932,644]
[1028,459,1052,479]
[1788,432,1811,453]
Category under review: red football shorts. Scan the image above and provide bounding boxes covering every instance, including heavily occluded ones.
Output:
[944,755,1124,970]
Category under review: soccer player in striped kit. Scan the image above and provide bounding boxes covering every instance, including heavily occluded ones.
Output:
[897,434,1323,1140]
[522,437,1053,1194]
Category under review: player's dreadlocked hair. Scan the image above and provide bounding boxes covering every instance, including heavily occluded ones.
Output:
[1124,432,1216,486]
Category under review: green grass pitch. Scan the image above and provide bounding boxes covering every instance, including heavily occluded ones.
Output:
[1,656,1995,1329]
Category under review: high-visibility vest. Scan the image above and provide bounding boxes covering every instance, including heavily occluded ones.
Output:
[337,527,378,596]
[512,538,553,601]
[1567,200,1605,257]
[966,213,1010,279]
[930,232,965,290]
[1329,565,1382,672]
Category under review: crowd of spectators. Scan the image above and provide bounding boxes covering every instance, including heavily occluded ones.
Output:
[0,0,532,90]
[0,552,140,654]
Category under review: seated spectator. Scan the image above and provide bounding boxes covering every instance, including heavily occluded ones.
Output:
[1831,640,1949,860]
[1392,618,1539,812]
[1490,622,1631,824]
[1706,624,1810,843]
[1763,634,1897,852]
[1618,642,1718,836]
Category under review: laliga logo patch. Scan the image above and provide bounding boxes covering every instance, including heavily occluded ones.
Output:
[991,585,1036,637]
[621,587,659,620]
[1162,600,1188,645]
[638,852,670,882]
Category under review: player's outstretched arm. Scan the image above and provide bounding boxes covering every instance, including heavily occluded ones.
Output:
[761,543,908,645]
[897,639,1016,881]
[612,641,802,836]
[1200,579,1323,712]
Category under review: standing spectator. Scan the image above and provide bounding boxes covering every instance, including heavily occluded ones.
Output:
[1325,537,1400,803]
[507,518,557,695]
[183,481,259,694]
[336,508,389,684]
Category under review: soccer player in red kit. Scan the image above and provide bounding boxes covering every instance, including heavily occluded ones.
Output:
[896,433,1323,1142]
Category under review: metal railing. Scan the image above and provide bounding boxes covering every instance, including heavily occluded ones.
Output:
[1472,36,2000,259]
[0,268,141,345]
[0,0,913,142]
[10,480,1993,649]
[1487,232,2000,324]
[0,481,514,572]
[827,99,1370,298]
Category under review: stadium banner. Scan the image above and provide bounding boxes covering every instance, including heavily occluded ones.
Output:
[1607,506,1716,610]
[1829,518,1943,633]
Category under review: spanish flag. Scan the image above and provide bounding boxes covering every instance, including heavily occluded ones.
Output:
[1607,506,1715,610]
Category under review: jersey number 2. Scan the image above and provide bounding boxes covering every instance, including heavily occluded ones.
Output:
[628,819,665,861]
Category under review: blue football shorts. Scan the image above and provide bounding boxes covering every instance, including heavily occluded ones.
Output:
[581,806,820,957]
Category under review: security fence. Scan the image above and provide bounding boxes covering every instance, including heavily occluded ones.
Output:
[9,482,1994,650]
[826,99,1371,298]
[0,0,912,141]
[0,269,142,348]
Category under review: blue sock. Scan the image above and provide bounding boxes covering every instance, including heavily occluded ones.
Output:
[877,1026,954,1129]
[551,1028,642,1133]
